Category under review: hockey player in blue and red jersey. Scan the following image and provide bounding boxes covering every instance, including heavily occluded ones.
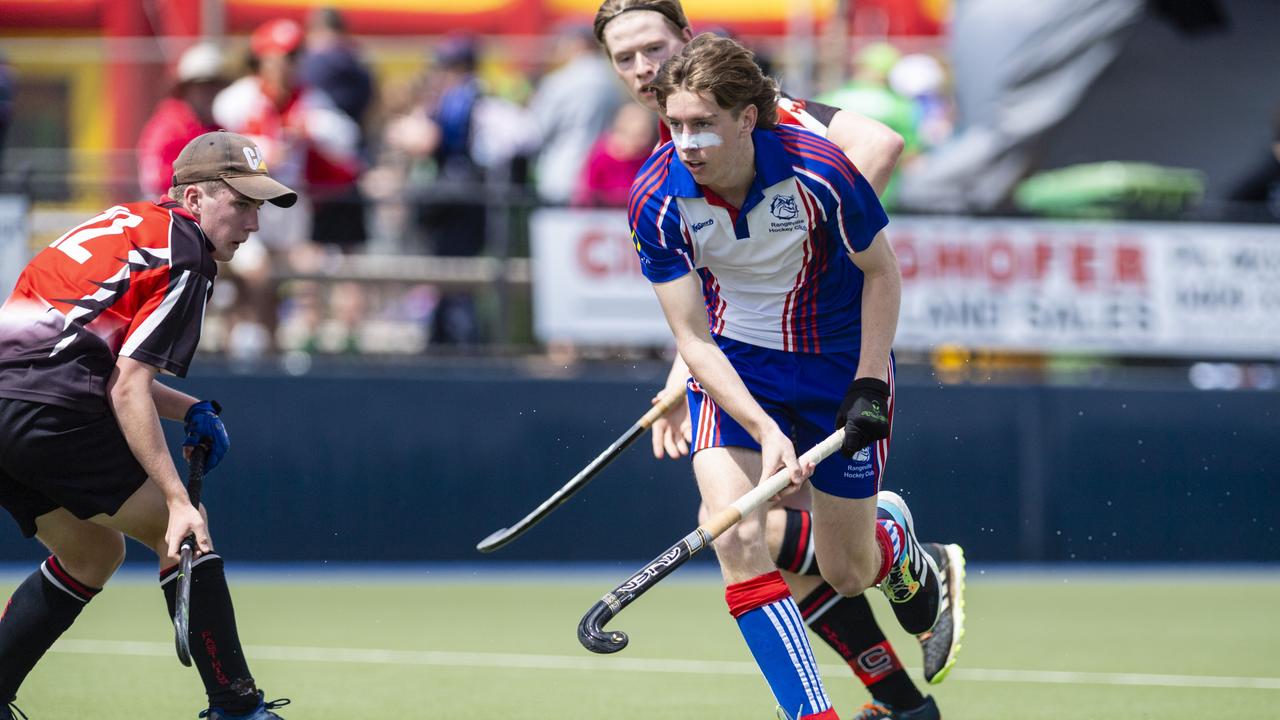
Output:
[629,33,951,720]
[596,2,964,718]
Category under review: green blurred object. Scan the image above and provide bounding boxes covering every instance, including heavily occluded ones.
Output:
[815,82,918,208]
[1014,162,1204,219]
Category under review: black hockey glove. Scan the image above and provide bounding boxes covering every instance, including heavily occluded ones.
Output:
[835,378,890,458]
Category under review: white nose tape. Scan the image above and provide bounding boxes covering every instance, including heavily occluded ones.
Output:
[672,130,723,150]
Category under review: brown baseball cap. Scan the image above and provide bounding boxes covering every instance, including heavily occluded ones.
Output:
[171,131,298,208]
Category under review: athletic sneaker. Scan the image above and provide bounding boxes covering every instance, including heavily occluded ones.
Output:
[199,694,290,719]
[918,543,967,684]
[876,491,942,635]
[851,696,940,720]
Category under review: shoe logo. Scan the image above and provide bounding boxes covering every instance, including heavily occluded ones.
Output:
[885,564,920,602]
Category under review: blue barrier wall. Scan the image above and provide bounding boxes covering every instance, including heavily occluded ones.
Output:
[2,365,1276,564]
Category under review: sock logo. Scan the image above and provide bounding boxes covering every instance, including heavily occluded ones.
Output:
[204,630,231,685]
[854,642,901,683]
[815,621,853,661]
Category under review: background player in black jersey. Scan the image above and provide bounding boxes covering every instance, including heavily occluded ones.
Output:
[0,132,295,720]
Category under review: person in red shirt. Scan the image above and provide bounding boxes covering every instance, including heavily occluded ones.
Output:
[136,43,227,197]
[0,132,295,720]
[214,17,362,250]
[573,101,658,207]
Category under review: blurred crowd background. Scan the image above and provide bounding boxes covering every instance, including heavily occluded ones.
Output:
[1,0,1277,387]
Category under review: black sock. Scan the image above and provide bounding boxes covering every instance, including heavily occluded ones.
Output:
[161,554,259,714]
[775,508,822,576]
[798,584,925,711]
[0,557,101,702]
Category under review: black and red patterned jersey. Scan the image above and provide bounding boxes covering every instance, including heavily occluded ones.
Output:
[0,198,216,412]
[658,95,841,145]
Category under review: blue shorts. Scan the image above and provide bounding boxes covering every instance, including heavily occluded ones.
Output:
[686,336,895,499]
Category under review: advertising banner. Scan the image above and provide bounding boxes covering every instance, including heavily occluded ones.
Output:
[530,209,671,346]
[894,217,1280,358]
[531,209,1280,358]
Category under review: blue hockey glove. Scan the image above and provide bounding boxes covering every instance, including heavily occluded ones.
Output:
[183,400,229,472]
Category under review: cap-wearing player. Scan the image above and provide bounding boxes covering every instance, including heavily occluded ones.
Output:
[596,3,963,718]
[630,34,949,720]
[0,132,295,720]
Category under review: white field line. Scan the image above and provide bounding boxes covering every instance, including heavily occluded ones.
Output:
[51,639,1280,692]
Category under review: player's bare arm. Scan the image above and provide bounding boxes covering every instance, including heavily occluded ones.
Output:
[107,355,210,558]
[650,273,810,486]
[848,230,902,382]
[826,110,905,197]
[651,351,692,459]
[150,378,200,421]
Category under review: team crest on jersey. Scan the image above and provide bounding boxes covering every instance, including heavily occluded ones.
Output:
[770,195,799,221]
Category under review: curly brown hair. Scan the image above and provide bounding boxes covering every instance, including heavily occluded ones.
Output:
[649,33,779,129]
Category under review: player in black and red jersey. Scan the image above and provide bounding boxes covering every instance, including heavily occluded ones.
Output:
[0,131,295,720]
[593,3,965,719]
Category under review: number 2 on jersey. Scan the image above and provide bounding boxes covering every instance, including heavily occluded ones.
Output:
[49,206,145,264]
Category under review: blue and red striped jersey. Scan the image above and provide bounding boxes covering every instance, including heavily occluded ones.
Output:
[629,124,888,353]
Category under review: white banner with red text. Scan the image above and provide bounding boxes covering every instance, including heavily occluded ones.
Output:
[530,209,1280,358]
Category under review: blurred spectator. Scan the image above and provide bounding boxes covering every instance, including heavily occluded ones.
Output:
[214,17,362,248]
[299,7,374,250]
[815,42,918,206]
[300,8,373,127]
[136,42,226,197]
[212,17,363,356]
[572,102,656,207]
[0,52,12,175]
[379,36,492,345]
[888,52,953,151]
[363,76,434,251]
[417,34,487,259]
[528,24,624,205]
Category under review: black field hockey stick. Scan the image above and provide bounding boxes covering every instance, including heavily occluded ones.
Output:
[477,389,685,553]
[173,440,209,667]
[578,429,845,653]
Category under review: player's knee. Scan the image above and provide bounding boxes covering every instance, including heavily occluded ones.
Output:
[821,557,879,597]
[56,532,126,587]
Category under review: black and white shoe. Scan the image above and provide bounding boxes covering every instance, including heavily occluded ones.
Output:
[918,543,966,684]
[876,491,942,635]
